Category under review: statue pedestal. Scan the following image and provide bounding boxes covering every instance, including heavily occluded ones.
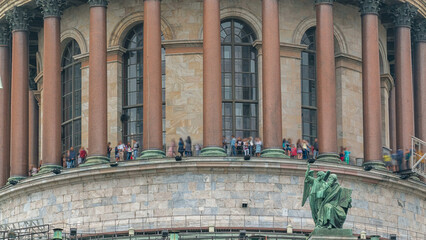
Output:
[308,228,357,240]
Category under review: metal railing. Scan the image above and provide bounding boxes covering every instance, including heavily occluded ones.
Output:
[411,136,426,178]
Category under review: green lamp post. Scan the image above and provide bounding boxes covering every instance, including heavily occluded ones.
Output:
[53,228,63,240]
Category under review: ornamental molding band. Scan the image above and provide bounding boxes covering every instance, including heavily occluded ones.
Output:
[391,3,418,28]
[315,0,333,5]
[0,23,9,46]
[413,19,426,42]
[5,7,33,32]
[360,0,381,15]
[88,0,109,7]
[36,0,67,18]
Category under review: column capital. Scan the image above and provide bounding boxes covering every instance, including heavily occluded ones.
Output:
[5,7,33,32]
[88,0,109,7]
[315,0,333,5]
[390,3,417,28]
[36,0,66,18]
[413,19,426,42]
[359,0,381,15]
[0,23,9,46]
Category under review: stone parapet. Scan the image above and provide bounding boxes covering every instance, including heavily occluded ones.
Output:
[0,158,424,238]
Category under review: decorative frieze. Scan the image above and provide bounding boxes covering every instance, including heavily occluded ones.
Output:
[359,0,381,15]
[5,7,33,32]
[36,0,66,18]
[391,3,417,28]
[315,0,333,5]
[413,19,426,42]
[0,23,9,46]
[88,0,109,7]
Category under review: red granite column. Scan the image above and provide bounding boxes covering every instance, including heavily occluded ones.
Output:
[84,0,110,165]
[37,0,65,172]
[6,7,31,183]
[392,4,417,161]
[140,0,166,159]
[413,20,426,142]
[315,0,339,162]
[0,24,11,185]
[360,0,385,170]
[260,0,286,158]
[200,0,226,157]
[28,91,39,170]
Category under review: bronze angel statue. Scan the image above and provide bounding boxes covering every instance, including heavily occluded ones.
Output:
[302,164,352,229]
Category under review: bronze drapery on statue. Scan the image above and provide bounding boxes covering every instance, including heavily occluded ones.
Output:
[302,164,352,229]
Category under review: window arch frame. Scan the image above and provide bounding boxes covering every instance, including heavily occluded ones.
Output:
[121,23,166,147]
[61,39,82,154]
[221,18,259,140]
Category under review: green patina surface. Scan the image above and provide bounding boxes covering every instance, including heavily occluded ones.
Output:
[200,147,227,157]
[261,148,289,158]
[302,163,352,229]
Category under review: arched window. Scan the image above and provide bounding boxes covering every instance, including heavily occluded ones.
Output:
[61,39,82,153]
[221,19,258,139]
[122,23,166,147]
[300,27,317,144]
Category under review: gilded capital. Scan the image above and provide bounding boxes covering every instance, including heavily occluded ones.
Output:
[315,0,333,5]
[360,0,381,15]
[88,0,109,7]
[0,23,9,46]
[391,3,417,28]
[6,7,33,32]
[413,19,426,42]
[36,0,66,18]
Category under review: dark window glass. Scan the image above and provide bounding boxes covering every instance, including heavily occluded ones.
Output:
[221,19,258,140]
[61,40,82,154]
[122,24,166,147]
[301,27,317,144]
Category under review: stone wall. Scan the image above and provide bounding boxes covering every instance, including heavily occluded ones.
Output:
[33,0,395,159]
[0,159,424,239]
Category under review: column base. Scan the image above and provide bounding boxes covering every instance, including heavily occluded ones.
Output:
[138,149,166,160]
[308,228,357,240]
[261,148,289,158]
[200,147,227,157]
[79,155,110,167]
[38,164,63,175]
[362,161,386,171]
[316,153,340,163]
[7,176,26,185]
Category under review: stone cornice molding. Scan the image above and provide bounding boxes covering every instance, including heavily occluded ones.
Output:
[391,3,418,28]
[0,23,9,46]
[5,7,33,32]
[162,39,203,49]
[0,158,424,201]
[315,0,333,5]
[413,19,426,42]
[360,0,381,15]
[36,0,66,18]
[253,40,307,58]
[88,0,109,7]
[380,73,394,92]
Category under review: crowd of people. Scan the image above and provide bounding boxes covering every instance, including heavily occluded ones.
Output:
[166,136,202,157]
[61,146,88,168]
[113,139,140,161]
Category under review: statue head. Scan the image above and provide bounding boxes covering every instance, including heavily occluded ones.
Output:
[329,174,338,184]
[317,171,325,179]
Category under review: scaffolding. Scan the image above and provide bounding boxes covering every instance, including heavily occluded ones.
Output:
[411,136,426,178]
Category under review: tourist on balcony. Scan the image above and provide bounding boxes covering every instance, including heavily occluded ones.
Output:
[222,136,228,154]
[126,142,133,160]
[107,142,112,159]
[313,138,319,159]
[302,140,310,160]
[344,147,351,164]
[68,147,76,168]
[339,146,345,162]
[167,139,176,157]
[286,138,292,156]
[29,165,38,176]
[396,149,404,171]
[291,144,297,158]
[185,136,192,156]
[249,137,254,156]
[117,141,125,161]
[296,139,303,159]
[178,138,184,157]
[132,139,140,158]
[79,147,87,164]
[230,136,236,156]
[243,139,250,156]
[195,143,201,156]
[236,137,243,155]
[255,137,262,157]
